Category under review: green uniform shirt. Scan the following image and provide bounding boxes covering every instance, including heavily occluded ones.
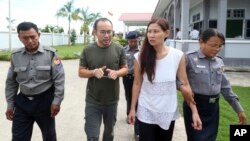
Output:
[80,42,127,105]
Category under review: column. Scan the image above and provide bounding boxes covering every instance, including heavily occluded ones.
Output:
[181,0,190,39]
[217,0,228,35]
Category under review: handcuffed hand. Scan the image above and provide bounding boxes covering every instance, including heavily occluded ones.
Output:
[106,69,118,80]
[93,66,106,79]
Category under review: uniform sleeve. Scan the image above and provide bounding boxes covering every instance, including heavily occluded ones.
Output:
[220,73,244,113]
[51,52,65,105]
[5,59,19,109]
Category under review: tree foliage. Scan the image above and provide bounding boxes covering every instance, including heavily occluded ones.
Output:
[40,25,64,33]
[56,0,78,45]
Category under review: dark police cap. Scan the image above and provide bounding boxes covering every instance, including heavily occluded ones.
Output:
[126,31,139,39]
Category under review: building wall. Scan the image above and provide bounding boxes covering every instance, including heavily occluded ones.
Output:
[228,0,250,19]
[209,0,218,19]
[189,2,204,23]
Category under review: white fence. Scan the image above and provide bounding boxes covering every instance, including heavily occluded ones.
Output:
[168,39,250,68]
[0,31,84,50]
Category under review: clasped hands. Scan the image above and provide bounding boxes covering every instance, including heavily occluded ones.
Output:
[93,66,118,80]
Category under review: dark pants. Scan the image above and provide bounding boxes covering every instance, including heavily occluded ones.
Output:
[122,74,134,115]
[183,94,219,141]
[138,120,175,141]
[84,102,117,141]
[123,75,139,135]
[12,87,56,141]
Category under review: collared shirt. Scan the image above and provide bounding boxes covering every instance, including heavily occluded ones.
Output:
[124,45,139,74]
[5,44,65,109]
[185,49,243,112]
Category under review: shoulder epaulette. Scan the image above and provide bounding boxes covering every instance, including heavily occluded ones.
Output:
[11,48,24,54]
[43,46,56,52]
[185,50,196,55]
[216,55,223,59]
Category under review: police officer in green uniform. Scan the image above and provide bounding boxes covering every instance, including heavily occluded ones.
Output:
[181,28,247,141]
[5,22,65,141]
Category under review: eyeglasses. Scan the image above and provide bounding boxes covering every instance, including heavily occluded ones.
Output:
[99,30,113,35]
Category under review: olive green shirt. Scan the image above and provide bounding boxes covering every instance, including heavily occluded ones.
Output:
[79,42,127,105]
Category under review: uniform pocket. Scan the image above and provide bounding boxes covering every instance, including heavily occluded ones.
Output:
[14,67,27,81]
[215,70,223,83]
[36,66,51,80]
[192,68,209,86]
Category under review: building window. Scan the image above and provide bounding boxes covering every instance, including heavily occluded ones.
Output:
[246,20,250,38]
[192,13,200,22]
[209,20,217,28]
[227,9,245,19]
[227,10,231,18]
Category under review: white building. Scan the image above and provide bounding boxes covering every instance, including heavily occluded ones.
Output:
[153,0,250,68]
[153,0,250,40]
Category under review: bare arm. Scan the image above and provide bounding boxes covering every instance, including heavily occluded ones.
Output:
[128,60,142,125]
[177,55,202,130]
[78,66,96,78]
[79,64,128,80]
[106,64,128,80]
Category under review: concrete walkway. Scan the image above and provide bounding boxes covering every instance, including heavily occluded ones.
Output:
[0,60,249,141]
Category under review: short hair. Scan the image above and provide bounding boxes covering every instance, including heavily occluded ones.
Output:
[93,17,113,30]
[17,22,39,34]
[199,28,225,45]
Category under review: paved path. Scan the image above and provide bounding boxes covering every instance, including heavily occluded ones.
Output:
[0,60,249,141]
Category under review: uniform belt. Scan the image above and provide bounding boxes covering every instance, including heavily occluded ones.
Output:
[194,93,220,104]
[20,87,54,100]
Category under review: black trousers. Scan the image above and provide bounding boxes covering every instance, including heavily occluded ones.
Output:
[183,94,219,141]
[138,120,175,141]
[122,75,139,135]
[122,75,134,115]
[12,87,56,141]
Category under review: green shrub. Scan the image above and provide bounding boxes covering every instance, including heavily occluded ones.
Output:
[112,36,127,46]
[0,51,11,61]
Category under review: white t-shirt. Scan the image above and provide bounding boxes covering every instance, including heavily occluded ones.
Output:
[176,31,182,39]
[134,47,183,130]
[189,29,199,39]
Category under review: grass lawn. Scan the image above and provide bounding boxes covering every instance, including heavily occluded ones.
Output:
[178,86,250,141]
[54,44,85,60]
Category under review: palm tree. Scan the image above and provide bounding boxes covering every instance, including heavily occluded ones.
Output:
[78,7,101,44]
[56,0,79,45]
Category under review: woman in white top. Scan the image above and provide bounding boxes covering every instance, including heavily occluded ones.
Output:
[128,18,202,141]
